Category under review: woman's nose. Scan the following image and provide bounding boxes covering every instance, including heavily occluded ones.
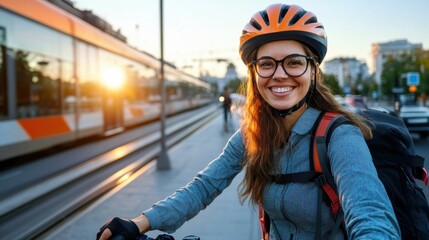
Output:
[272,63,288,78]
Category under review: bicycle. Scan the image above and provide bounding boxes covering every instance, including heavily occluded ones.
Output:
[110,233,200,240]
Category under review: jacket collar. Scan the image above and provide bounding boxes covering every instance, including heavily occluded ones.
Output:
[291,107,321,136]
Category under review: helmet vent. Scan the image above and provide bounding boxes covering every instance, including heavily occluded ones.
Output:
[304,16,318,25]
[288,9,306,26]
[249,19,262,30]
[278,5,290,23]
[259,10,270,26]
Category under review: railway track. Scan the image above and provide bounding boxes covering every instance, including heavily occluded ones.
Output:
[0,106,220,240]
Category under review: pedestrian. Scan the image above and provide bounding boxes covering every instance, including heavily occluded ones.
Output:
[220,86,232,131]
[97,3,400,240]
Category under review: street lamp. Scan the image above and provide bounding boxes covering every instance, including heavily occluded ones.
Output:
[157,0,171,170]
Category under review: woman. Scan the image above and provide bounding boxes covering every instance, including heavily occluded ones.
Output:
[98,3,400,240]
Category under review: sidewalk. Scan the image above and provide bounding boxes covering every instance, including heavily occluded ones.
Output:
[45,113,260,240]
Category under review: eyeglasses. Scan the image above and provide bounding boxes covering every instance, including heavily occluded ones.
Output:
[252,54,312,78]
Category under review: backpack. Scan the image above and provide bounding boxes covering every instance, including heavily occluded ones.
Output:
[259,109,429,240]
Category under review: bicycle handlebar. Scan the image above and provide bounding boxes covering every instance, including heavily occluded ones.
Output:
[109,234,200,240]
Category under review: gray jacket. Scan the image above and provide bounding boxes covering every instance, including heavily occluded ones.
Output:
[144,107,400,239]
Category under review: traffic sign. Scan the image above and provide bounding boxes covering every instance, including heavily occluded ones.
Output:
[392,87,404,93]
[407,72,420,86]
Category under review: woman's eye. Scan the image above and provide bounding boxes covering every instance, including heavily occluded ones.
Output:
[258,61,274,68]
[286,58,304,66]
[289,61,301,65]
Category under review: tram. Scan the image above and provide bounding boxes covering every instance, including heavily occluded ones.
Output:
[0,0,214,161]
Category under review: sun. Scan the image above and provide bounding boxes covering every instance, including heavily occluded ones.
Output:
[101,67,124,89]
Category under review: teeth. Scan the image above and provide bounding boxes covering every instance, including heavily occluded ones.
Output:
[272,87,292,93]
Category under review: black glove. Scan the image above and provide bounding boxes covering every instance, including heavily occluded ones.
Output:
[156,234,175,240]
[96,217,140,240]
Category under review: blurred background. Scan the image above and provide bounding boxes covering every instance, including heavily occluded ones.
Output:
[71,0,429,99]
[0,1,428,239]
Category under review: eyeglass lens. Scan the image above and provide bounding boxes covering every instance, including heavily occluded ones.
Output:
[254,54,310,78]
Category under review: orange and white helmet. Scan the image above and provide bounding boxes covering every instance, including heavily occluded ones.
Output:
[239,4,327,64]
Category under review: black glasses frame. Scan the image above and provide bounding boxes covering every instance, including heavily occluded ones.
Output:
[252,54,313,78]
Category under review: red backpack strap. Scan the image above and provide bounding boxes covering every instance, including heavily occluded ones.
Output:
[312,111,342,215]
[311,111,350,239]
[258,203,270,240]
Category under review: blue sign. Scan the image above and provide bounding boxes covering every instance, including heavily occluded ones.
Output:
[407,72,420,86]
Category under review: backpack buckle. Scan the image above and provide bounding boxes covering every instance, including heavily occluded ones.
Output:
[330,198,340,215]
[315,174,327,187]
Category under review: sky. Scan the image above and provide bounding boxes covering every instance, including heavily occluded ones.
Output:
[72,0,429,78]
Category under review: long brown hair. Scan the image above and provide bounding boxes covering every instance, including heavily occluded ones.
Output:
[238,46,372,205]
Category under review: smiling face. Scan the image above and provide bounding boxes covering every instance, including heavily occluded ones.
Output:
[255,40,313,111]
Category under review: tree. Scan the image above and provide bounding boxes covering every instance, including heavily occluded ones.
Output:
[381,56,402,97]
[382,49,429,98]
[323,74,342,95]
[416,49,429,96]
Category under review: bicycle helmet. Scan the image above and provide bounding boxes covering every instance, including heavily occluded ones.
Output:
[239,4,327,64]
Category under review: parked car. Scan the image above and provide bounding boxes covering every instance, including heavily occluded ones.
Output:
[335,95,367,113]
[399,102,429,139]
[335,95,394,115]
[344,95,368,109]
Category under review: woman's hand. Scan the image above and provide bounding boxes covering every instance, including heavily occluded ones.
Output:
[96,215,150,240]
[131,214,151,233]
[97,227,112,240]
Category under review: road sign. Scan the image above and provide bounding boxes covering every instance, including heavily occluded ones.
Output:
[392,87,404,94]
[407,72,420,86]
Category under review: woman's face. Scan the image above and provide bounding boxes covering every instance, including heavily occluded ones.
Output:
[255,40,312,111]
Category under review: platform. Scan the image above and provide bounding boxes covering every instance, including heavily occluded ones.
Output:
[44,113,260,240]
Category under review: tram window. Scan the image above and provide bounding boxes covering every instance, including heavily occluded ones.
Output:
[62,62,75,114]
[15,50,61,118]
[124,62,139,102]
[77,42,101,112]
[99,50,129,93]
[139,66,159,102]
[0,26,6,45]
[0,24,8,119]
[123,61,158,103]
[0,8,74,119]
[0,45,6,119]
[2,9,73,62]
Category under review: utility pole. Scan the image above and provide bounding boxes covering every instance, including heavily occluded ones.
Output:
[157,0,170,170]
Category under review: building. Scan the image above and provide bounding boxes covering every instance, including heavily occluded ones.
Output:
[204,63,239,94]
[323,57,369,94]
[370,39,422,95]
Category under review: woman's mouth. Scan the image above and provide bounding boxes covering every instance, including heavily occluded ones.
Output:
[271,86,293,93]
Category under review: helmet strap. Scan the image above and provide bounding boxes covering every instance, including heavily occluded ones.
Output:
[271,95,308,117]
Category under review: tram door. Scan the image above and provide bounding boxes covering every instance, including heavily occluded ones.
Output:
[103,87,123,135]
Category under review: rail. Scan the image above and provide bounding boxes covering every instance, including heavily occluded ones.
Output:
[0,106,220,240]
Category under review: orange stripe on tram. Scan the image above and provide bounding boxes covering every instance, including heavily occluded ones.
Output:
[18,116,71,139]
[130,107,144,117]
